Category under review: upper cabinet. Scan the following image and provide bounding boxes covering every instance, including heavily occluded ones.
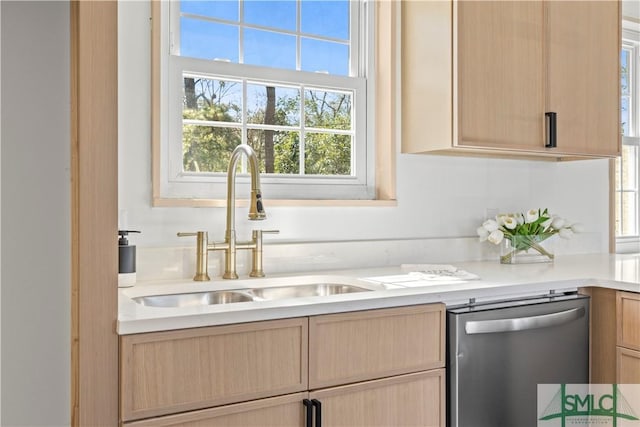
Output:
[401,1,621,159]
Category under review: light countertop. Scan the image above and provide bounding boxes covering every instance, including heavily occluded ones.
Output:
[118,253,640,335]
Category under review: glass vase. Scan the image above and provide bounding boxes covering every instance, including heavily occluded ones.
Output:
[500,235,555,264]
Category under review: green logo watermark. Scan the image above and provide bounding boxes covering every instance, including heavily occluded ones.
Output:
[538,384,640,427]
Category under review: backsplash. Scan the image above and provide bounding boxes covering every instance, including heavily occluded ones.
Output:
[137,233,603,282]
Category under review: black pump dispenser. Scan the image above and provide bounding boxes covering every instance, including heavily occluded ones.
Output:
[118,230,140,287]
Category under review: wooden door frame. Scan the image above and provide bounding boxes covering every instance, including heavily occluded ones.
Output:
[70,1,119,425]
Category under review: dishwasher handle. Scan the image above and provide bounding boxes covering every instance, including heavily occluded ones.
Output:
[465,306,585,335]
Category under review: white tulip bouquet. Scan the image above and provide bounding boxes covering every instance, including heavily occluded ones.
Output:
[477,208,583,263]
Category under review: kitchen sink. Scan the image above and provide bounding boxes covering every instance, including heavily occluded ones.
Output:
[248,283,368,299]
[132,283,371,308]
[132,290,254,308]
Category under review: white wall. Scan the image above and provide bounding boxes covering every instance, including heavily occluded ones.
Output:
[119,2,610,278]
[623,0,640,19]
[1,2,70,425]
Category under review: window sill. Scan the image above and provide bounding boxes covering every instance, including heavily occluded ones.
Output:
[152,197,397,208]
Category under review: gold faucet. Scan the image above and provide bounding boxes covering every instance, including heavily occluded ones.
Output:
[178,145,279,280]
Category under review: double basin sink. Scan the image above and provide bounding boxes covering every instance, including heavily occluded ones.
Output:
[133,283,371,308]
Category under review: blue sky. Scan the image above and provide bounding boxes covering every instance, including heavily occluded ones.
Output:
[179,0,350,76]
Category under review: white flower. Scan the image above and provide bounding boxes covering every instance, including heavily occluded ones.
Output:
[570,223,585,233]
[477,226,489,242]
[482,219,499,232]
[551,216,565,229]
[487,229,504,245]
[525,209,539,223]
[516,214,524,225]
[503,217,517,230]
[559,228,574,239]
[496,214,508,226]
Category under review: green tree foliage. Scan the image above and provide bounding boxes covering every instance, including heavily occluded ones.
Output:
[182,77,352,176]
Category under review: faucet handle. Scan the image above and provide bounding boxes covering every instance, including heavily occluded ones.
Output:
[249,230,279,278]
[177,232,199,237]
[177,231,210,281]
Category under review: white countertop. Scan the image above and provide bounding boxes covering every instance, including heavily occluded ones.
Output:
[118,253,640,335]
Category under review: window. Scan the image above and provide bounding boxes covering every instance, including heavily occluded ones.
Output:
[154,0,376,202]
[615,23,640,250]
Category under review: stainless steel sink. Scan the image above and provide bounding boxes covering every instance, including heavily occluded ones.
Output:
[248,283,368,299]
[132,283,371,308]
[132,290,253,308]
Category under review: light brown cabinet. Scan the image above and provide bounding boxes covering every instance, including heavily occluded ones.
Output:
[402,0,620,159]
[120,318,308,421]
[617,291,640,383]
[123,393,307,427]
[585,288,640,384]
[120,304,446,426]
[309,370,445,427]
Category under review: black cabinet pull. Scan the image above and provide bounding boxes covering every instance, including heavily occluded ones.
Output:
[545,112,557,148]
[311,399,322,427]
[303,399,313,427]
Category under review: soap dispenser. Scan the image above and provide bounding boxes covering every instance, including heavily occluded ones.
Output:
[118,230,140,288]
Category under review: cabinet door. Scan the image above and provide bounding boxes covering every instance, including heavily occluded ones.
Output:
[309,370,445,427]
[309,304,445,389]
[617,291,640,351]
[546,1,620,156]
[457,1,545,151]
[123,393,307,427]
[120,318,308,421]
[617,347,640,384]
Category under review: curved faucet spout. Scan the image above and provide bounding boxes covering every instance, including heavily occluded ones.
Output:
[227,145,266,230]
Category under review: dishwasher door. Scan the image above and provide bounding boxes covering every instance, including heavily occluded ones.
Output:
[447,294,589,427]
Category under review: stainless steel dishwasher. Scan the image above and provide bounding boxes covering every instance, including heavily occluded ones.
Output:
[447,292,589,427]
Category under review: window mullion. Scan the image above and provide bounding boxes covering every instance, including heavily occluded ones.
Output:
[239,0,244,64]
[300,85,306,175]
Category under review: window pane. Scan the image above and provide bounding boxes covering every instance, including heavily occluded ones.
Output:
[244,1,296,31]
[183,77,242,123]
[621,49,630,96]
[183,125,241,172]
[301,38,349,75]
[304,90,351,130]
[301,0,349,40]
[622,144,638,191]
[247,129,300,174]
[621,191,638,236]
[247,84,300,126]
[244,29,296,69]
[622,96,630,136]
[305,133,351,175]
[615,190,621,236]
[181,0,238,22]
[180,18,238,62]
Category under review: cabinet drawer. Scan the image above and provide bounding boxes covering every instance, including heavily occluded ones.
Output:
[120,318,308,421]
[617,347,640,384]
[309,304,445,389]
[122,392,307,427]
[309,369,445,427]
[617,292,640,351]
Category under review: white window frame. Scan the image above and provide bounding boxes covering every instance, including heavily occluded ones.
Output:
[616,21,640,253]
[156,0,375,201]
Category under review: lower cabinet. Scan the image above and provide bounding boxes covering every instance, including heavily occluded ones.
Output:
[618,345,640,384]
[309,370,445,427]
[123,393,307,427]
[583,288,640,384]
[120,304,446,427]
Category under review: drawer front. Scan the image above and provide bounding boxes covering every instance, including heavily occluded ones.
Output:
[617,291,640,351]
[122,392,307,427]
[120,318,308,421]
[617,347,640,384]
[309,304,445,389]
[309,369,445,427]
